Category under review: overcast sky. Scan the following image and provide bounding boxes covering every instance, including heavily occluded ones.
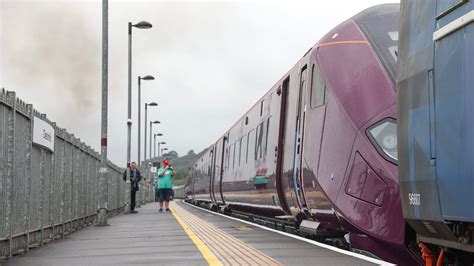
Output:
[0,0,398,166]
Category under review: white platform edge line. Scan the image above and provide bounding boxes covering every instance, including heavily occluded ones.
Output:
[182,200,394,266]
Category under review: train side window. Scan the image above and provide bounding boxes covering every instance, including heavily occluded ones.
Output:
[255,122,264,160]
[310,64,326,108]
[228,145,232,169]
[241,135,247,165]
[224,148,227,170]
[229,144,232,170]
[264,117,271,157]
[247,129,255,163]
[238,138,242,166]
[260,100,264,116]
[232,141,237,169]
[225,146,230,170]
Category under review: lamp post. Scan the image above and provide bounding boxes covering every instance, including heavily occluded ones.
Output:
[153,134,163,158]
[161,148,168,161]
[144,102,157,162]
[126,20,152,214]
[137,75,154,168]
[144,102,157,187]
[149,121,160,159]
[157,141,166,159]
[98,0,109,225]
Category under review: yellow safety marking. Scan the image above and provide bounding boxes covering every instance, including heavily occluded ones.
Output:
[171,206,222,266]
[171,201,281,265]
[317,40,369,47]
[235,225,253,231]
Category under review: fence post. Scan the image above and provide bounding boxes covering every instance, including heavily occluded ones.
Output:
[5,91,16,257]
[57,128,65,238]
[97,161,109,225]
[38,115,46,245]
[49,122,56,240]
[69,134,75,232]
[79,142,85,227]
[25,104,34,252]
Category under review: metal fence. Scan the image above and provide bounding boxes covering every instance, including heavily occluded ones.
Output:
[0,89,152,259]
[139,159,160,204]
[173,185,186,199]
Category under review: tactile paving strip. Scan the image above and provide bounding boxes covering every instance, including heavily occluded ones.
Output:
[171,201,281,266]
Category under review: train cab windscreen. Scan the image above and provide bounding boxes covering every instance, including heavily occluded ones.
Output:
[357,13,399,82]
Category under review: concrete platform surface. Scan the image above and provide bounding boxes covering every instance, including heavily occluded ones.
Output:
[2,201,384,265]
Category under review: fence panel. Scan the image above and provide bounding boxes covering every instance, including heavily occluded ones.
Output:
[53,135,65,235]
[91,157,98,217]
[0,90,126,259]
[11,108,30,254]
[29,147,42,232]
[63,138,73,227]
[0,101,8,255]
[42,148,53,233]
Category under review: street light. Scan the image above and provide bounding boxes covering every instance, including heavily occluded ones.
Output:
[126,20,152,214]
[98,0,109,225]
[144,102,157,161]
[158,141,166,159]
[149,121,160,159]
[154,134,163,158]
[133,21,153,29]
[161,148,168,159]
[137,75,155,167]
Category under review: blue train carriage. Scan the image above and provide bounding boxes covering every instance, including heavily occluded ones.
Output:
[397,0,474,264]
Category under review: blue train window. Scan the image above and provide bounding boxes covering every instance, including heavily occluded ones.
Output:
[357,12,399,82]
[437,0,468,18]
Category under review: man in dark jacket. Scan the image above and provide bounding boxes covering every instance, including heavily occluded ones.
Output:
[123,162,142,213]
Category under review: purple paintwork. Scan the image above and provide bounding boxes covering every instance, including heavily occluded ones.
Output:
[187,5,420,265]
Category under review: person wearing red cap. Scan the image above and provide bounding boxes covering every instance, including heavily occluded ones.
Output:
[156,160,175,212]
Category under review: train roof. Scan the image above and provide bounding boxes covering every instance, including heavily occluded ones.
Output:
[351,4,400,24]
[205,4,401,151]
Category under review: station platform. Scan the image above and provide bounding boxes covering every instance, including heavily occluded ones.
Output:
[3,201,390,265]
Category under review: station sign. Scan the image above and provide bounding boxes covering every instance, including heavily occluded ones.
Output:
[33,117,55,152]
[150,162,161,173]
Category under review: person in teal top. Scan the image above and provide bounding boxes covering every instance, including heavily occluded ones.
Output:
[156,160,175,212]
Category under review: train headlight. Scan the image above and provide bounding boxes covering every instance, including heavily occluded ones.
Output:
[367,118,397,164]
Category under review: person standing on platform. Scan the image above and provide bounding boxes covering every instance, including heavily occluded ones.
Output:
[156,160,175,213]
[123,162,142,213]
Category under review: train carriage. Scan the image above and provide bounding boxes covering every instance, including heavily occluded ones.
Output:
[398,0,474,264]
[187,4,421,265]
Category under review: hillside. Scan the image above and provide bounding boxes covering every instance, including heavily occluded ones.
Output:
[160,148,207,186]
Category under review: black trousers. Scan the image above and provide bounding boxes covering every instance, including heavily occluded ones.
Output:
[131,189,137,211]
[155,188,159,202]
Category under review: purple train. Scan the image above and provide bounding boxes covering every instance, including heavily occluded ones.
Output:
[186,4,421,265]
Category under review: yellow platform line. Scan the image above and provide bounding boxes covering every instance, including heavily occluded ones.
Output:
[171,206,223,266]
[171,201,281,266]
[183,212,275,265]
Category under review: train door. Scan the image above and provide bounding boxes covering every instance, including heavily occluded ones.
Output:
[279,64,310,215]
[293,65,310,212]
[211,137,225,205]
[276,78,292,214]
[191,164,196,200]
[218,136,226,204]
[302,60,329,212]
[209,145,217,203]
